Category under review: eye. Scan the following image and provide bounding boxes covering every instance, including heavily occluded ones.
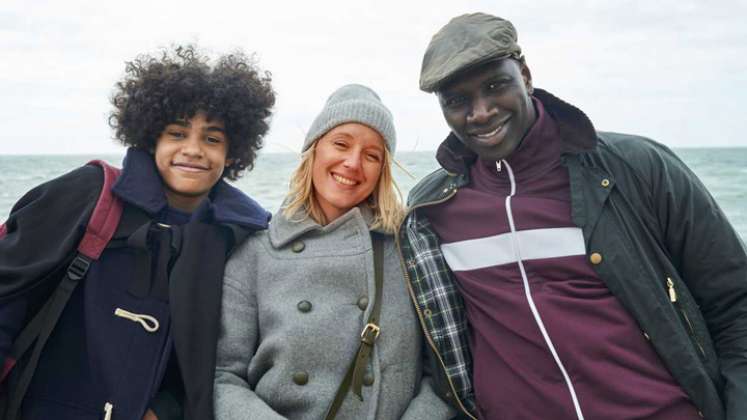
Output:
[206,135,223,144]
[486,78,510,92]
[333,140,348,149]
[168,130,186,139]
[442,95,466,109]
[365,152,382,163]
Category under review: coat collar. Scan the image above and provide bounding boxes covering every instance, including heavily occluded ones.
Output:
[436,88,598,175]
[111,148,270,230]
[269,205,381,249]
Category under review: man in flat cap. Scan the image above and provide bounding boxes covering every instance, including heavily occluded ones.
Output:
[396,12,747,420]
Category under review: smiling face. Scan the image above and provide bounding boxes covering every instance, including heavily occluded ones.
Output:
[437,58,537,162]
[154,111,229,211]
[311,123,385,223]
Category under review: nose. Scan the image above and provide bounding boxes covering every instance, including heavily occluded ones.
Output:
[181,133,204,157]
[466,96,495,126]
[342,150,362,171]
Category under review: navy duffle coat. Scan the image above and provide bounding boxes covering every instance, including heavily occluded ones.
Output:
[0,148,270,420]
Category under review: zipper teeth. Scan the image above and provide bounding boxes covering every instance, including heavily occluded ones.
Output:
[503,160,585,420]
[396,188,477,420]
[680,309,706,356]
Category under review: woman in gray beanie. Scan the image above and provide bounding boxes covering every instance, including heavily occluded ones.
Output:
[213,84,455,420]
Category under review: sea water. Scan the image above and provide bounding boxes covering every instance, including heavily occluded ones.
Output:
[1,148,745,241]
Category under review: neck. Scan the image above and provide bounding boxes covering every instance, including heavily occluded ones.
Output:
[165,190,204,212]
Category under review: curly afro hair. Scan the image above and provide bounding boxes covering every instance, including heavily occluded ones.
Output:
[109,45,275,180]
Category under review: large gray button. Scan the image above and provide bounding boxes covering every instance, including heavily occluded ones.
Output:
[291,241,305,253]
[292,371,309,385]
[297,300,312,313]
[363,373,374,386]
[357,296,369,311]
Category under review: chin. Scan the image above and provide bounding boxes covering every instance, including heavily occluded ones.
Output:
[331,201,357,212]
[170,185,210,198]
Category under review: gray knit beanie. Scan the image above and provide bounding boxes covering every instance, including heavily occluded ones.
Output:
[302,84,396,154]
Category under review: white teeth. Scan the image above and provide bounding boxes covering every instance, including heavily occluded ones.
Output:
[332,174,357,185]
[475,124,503,139]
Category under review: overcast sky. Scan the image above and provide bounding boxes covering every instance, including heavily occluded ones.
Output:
[1,0,746,155]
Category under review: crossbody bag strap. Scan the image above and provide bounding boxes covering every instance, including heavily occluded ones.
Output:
[2,161,122,420]
[324,233,384,420]
[3,254,93,420]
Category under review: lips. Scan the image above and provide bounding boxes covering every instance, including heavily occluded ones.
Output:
[172,162,209,172]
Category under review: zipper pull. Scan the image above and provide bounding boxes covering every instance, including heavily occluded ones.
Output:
[667,277,677,303]
[496,161,502,172]
[103,402,113,420]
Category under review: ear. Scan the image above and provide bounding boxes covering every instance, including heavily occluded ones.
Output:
[520,61,534,94]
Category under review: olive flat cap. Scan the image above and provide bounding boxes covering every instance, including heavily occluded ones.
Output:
[419,13,522,92]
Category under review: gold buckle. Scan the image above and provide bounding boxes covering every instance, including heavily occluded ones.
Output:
[360,323,381,343]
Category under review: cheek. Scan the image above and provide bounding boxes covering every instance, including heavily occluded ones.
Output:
[310,163,330,194]
[364,164,383,194]
[445,114,470,140]
[153,144,171,170]
[311,146,338,179]
[211,149,229,169]
[442,111,461,129]
[311,156,325,181]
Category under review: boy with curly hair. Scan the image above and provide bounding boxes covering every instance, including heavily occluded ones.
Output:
[0,45,275,420]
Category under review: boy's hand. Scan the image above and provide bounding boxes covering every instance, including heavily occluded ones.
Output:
[142,409,158,420]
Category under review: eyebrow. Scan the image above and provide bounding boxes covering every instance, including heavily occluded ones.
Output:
[437,83,465,97]
[437,91,462,105]
[204,126,226,134]
[169,120,225,133]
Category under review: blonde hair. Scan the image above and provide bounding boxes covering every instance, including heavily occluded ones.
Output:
[282,141,405,233]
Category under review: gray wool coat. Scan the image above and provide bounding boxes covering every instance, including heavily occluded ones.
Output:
[214,206,455,420]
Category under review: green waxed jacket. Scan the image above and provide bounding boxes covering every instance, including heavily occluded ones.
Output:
[396,89,747,420]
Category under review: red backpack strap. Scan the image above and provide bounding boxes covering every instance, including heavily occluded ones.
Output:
[0,161,121,245]
[77,160,123,260]
[0,160,122,399]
